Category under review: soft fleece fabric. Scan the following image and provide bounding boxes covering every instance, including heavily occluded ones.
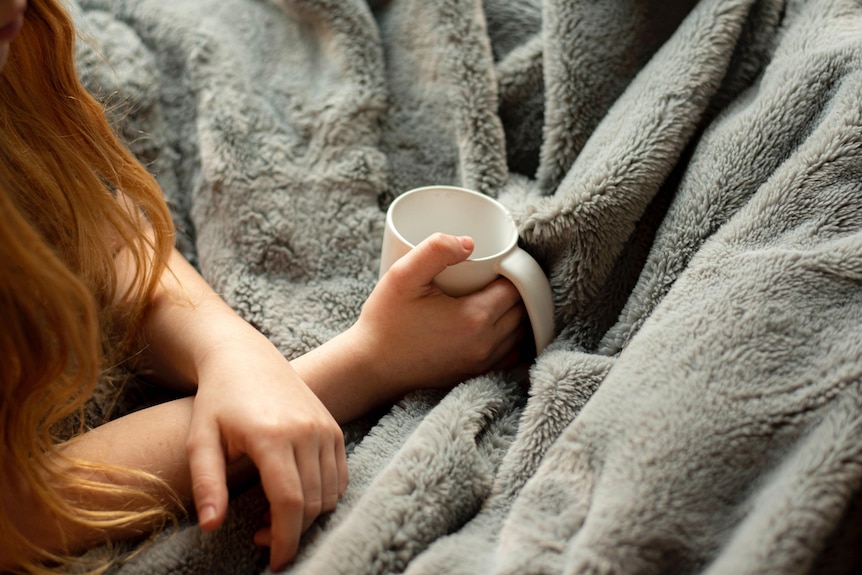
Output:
[68,0,862,573]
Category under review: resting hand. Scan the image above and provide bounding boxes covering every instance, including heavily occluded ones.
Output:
[186,329,347,571]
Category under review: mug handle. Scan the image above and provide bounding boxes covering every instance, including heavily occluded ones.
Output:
[496,248,555,354]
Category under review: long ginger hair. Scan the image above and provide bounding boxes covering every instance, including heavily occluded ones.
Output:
[0,0,179,572]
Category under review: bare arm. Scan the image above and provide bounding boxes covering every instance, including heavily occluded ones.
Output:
[128,247,350,570]
[4,233,524,572]
[0,398,195,569]
[295,234,526,422]
[145,234,522,569]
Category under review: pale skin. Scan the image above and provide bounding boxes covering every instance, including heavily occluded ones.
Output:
[3,234,525,572]
[0,2,525,569]
[137,234,525,569]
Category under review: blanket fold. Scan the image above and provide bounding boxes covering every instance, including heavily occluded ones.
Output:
[68,0,862,573]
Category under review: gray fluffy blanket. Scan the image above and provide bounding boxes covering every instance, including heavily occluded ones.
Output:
[69,0,862,573]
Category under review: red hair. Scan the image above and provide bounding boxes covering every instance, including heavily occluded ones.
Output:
[0,0,179,571]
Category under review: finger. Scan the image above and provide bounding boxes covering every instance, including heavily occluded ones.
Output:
[335,432,349,497]
[293,439,324,533]
[476,277,523,321]
[316,443,341,517]
[254,510,273,547]
[490,343,524,372]
[494,300,528,336]
[186,422,229,532]
[388,233,474,288]
[490,324,528,370]
[254,526,272,548]
[256,449,304,570]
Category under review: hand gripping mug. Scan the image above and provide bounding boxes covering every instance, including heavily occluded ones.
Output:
[379,185,555,354]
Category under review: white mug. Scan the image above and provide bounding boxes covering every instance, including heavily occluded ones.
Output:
[379,185,555,354]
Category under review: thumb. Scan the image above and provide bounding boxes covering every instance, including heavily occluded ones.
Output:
[390,233,474,288]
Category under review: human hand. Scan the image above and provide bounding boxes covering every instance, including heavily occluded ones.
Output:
[185,332,348,571]
[352,233,527,396]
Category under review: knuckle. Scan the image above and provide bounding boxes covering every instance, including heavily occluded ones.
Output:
[257,415,290,438]
[464,306,493,332]
[427,231,448,244]
[288,416,317,437]
[385,259,410,282]
[185,432,211,456]
[270,487,304,510]
[304,496,323,518]
[191,474,220,498]
[296,415,335,440]
[331,425,345,446]
[257,415,318,442]
[426,233,454,256]
[321,494,339,513]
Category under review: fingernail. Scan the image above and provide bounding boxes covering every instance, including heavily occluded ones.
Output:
[459,236,474,250]
[198,505,216,526]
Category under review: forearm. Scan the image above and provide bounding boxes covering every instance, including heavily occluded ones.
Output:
[59,399,256,506]
[134,248,264,391]
[132,238,515,427]
[1,398,255,566]
[137,247,386,424]
[60,398,196,508]
[291,325,403,424]
[3,402,190,566]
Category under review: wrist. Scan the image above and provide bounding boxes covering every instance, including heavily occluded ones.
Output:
[143,284,269,389]
[192,317,285,383]
[291,323,398,424]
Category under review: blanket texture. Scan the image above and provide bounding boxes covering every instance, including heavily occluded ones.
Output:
[69,0,862,573]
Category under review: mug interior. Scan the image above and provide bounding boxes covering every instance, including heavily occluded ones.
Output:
[389,187,517,259]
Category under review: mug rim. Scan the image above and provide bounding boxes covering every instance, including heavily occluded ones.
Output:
[387,185,518,262]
